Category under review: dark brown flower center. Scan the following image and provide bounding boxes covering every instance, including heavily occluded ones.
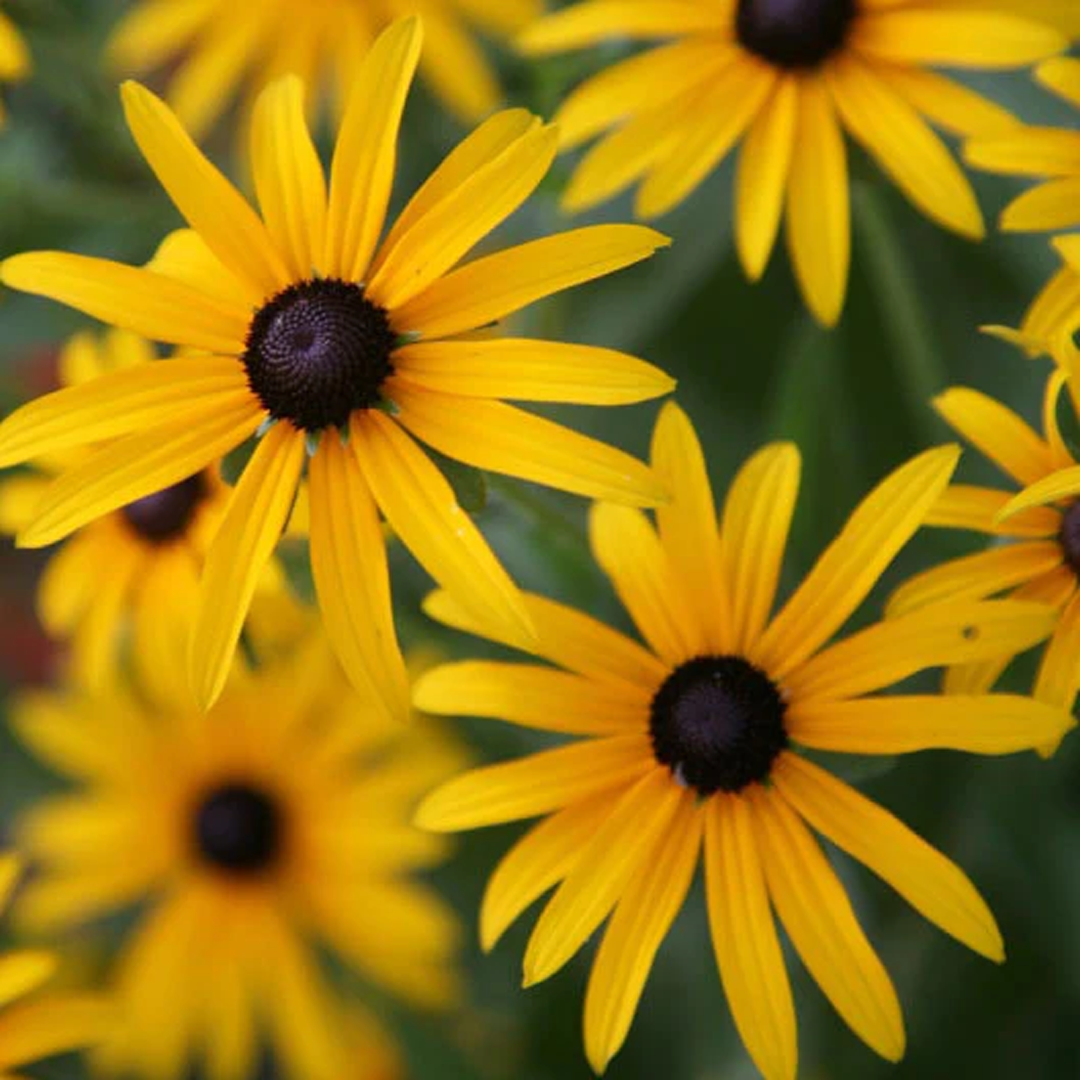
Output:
[121,473,208,544]
[193,783,281,873]
[1060,501,1080,575]
[649,655,788,796]
[736,0,856,69]
[243,278,396,432]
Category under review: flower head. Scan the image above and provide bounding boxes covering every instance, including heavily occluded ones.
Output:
[0,17,673,717]
[519,0,1065,325]
[415,402,1073,1078]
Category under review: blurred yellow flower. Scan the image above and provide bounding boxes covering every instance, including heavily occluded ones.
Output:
[108,0,541,136]
[0,3,28,126]
[415,402,1072,1078]
[519,0,1065,326]
[0,17,673,719]
[12,634,464,1080]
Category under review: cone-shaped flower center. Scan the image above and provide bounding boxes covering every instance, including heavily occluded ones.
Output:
[243,278,396,432]
[649,655,788,796]
[194,783,282,873]
[735,0,856,69]
[121,473,208,544]
[1060,501,1080,575]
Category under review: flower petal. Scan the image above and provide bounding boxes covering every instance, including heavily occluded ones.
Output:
[1033,590,1080,756]
[924,484,1059,538]
[965,127,1080,179]
[999,464,1080,520]
[0,995,113,1070]
[0,952,57,1010]
[1001,178,1080,233]
[874,67,1017,138]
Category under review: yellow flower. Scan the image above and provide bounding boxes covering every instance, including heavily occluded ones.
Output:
[519,0,1065,326]
[12,634,463,1080]
[0,17,673,718]
[108,0,541,136]
[890,347,1080,749]
[0,3,29,127]
[414,402,1073,1079]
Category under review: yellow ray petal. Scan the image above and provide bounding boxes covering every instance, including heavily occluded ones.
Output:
[774,754,1002,960]
[351,410,533,645]
[788,694,1075,755]
[250,75,327,281]
[415,735,654,831]
[0,253,249,354]
[190,422,305,710]
[393,338,675,405]
[874,67,1016,138]
[0,952,57,1010]
[393,224,670,339]
[414,660,649,736]
[942,654,1014,697]
[0,476,48,534]
[1000,466,1080,520]
[18,395,263,549]
[787,599,1057,702]
[389,380,666,506]
[785,76,849,327]
[1036,56,1080,108]
[827,56,983,239]
[202,924,256,1080]
[751,787,904,1062]
[705,795,796,1080]
[1022,264,1080,344]
[1001,178,1080,233]
[755,445,959,678]
[308,432,410,725]
[1033,591,1080,757]
[480,793,615,952]
[324,17,422,282]
[121,81,288,301]
[523,768,682,986]
[146,228,251,310]
[70,550,142,694]
[965,127,1080,179]
[584,794,700,1074]
[0,358,247,468]
[35,529,103,636]
[0,995,113,1070]
[589,502,704,665]
[924,484,1059,538]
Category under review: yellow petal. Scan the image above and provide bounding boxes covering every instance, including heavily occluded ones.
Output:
[351,410,534,646]
[774,754,1002,959]
[1036,56,1080,108]
[873,67,1017,138]
[18,395,263,549]
[393,338,674,405]
[0,253,249,354]
[308,432,410,725]
[70,549,142,694]
[414,660,649,736]
[523,768,682,986]
[0,952,57,1010]
[0,10,29,81]
[190,422,305,710]
[924,484,1059,538]
[1001,178,1080,233]
[1000,466,1080,519]
[121,81,288,301]
[324,17,422,281]
[965,127,1080,179]
[35,529,104,635]
[415,735,654,831]
[1022,263,1080,344]
[1033,591,1080,756]
[411,7,499,124]
[390,379,667,506]
[751,787,905,1062]
[584,794,700,1073]
[942,654,1015,697]
[0,475,48,534]
[0,855,20,914]
[145,228,251,311]
[755,445,959,679]
[704,795,796,1080]
[0,995,113,1069]
[393,224,670,339]
[788,694,1075,755]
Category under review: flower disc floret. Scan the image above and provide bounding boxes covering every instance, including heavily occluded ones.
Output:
[736,0,856,68]
[121,472,209,544]
[193,782,282,873]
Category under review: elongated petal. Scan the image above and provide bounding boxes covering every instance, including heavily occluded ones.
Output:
[121,82,288,300]
[924,484,1059,538]
[1037,56,1080,106]
[308,433,409,725]
[756,446,959,678]
[18,396,263,549]
[788,694,1075,754]
[393,225,670,339]
[414,661,648,736]
[0,253,248,354]
[0,995,113,1069]
[324,17,422,281]
[585,795,701,1073]
[393,338,674,405]
[390,380,666,506]
[71,552,142,693]
[523,768,683,985]
[705,795,796,1080]
[751,787,904,1062]
[351,410,533,645]
[1033,591,1080,756]
[0,952,56,1010]
[965,127,1080,179]
[190,423,305,710]
[1001,178,1080,233]
[415,735,654,831]
[0,358,246,468]
[874,67,1016,138]
[999,465,1080,520]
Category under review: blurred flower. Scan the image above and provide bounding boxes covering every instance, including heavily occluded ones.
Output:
[0,4,29,127]
[0,16,673,718]
[890,344,1080,750]
[414,402,1073,1079]
[12,633,463,1080]
[108,0,541,136]
[519,0,1065,326]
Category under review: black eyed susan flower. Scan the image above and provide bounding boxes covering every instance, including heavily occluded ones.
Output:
[12,633,465,1080]
[518,0,1065,326]
[0,16,673,718]
[414,402,1073,1079]
[108,0,541,136]
[0,3,28,126]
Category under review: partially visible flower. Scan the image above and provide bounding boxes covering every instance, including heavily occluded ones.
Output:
[108,0,542,137]
[415,402,1070,1078]
[0,4,29,126]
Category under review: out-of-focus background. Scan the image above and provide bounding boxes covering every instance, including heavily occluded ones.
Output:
[1,1,1078,1077]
